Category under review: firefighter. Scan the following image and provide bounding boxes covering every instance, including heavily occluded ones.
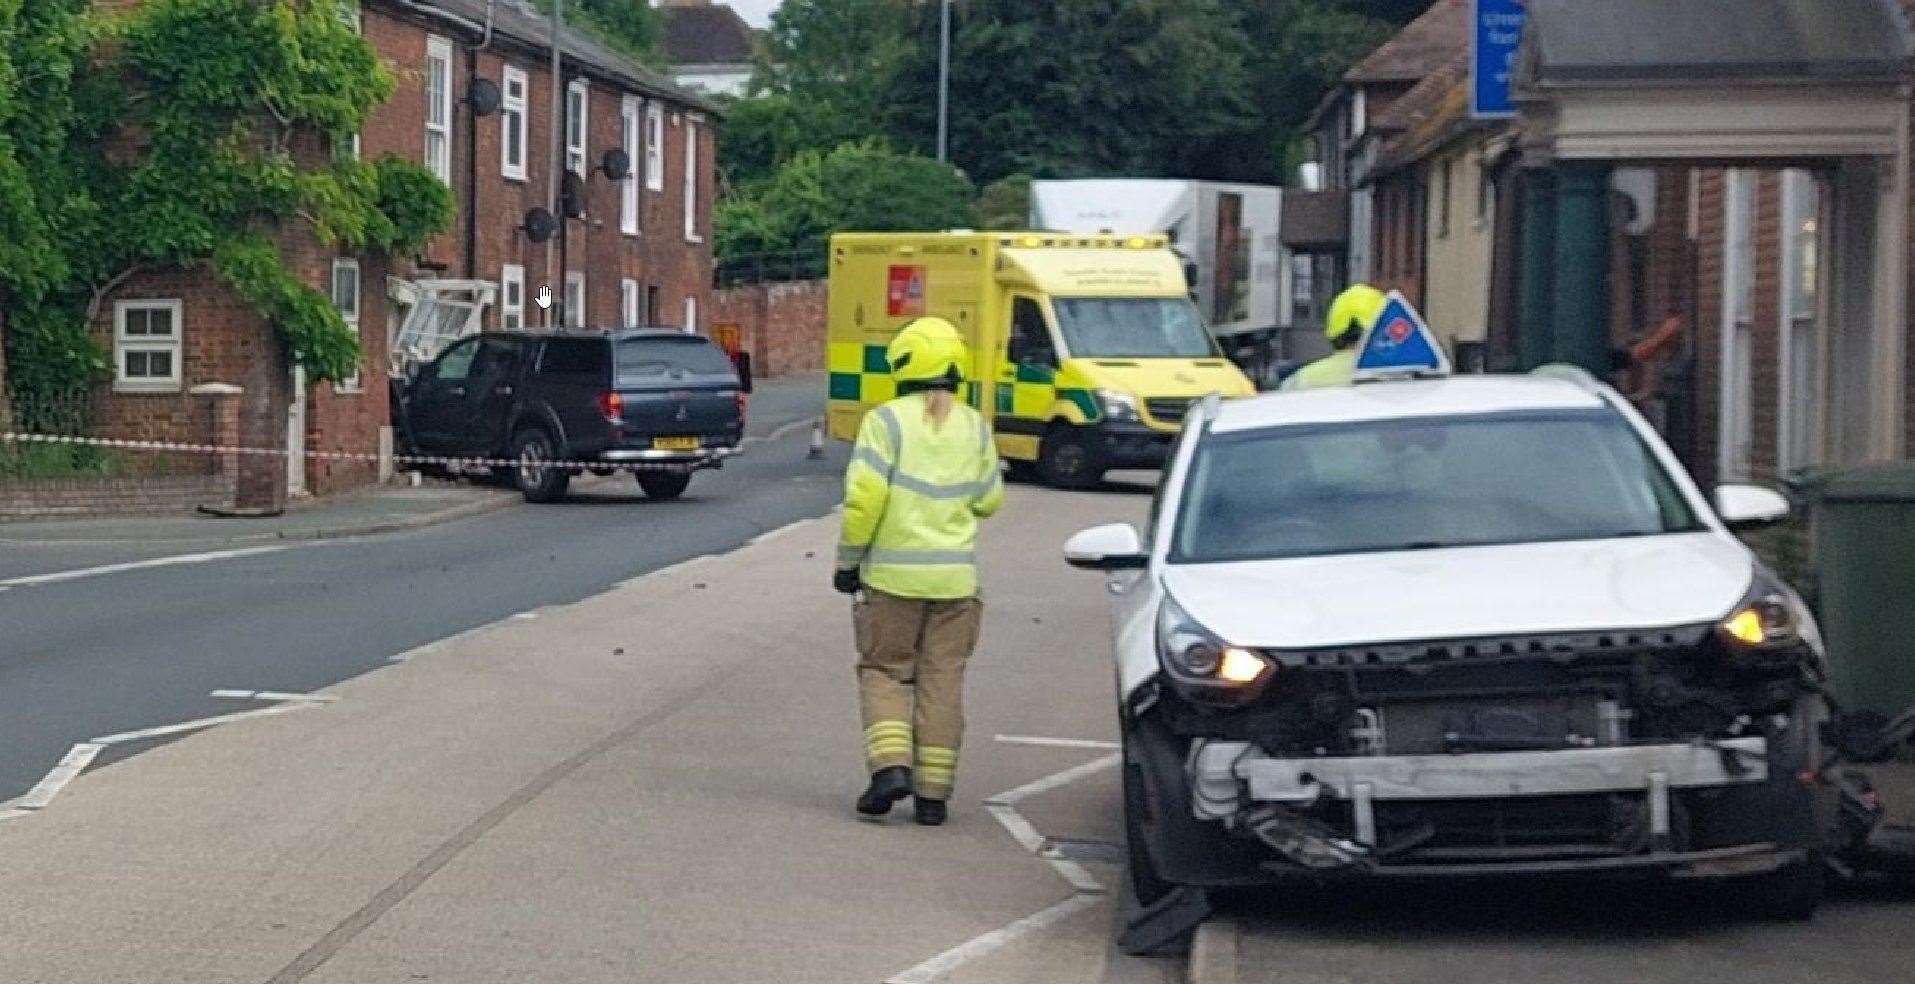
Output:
[834,317,1004,826]
[1281,283,1388,391]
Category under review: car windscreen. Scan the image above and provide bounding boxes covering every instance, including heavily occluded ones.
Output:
[614,337,738,382]
[1052,297,1216,359]
[1171,409,1705,564]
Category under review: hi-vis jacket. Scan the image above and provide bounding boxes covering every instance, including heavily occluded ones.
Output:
[1280,349,1357,391]
[839,393,1005,600]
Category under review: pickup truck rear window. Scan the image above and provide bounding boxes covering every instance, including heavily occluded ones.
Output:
[615,337,737,379]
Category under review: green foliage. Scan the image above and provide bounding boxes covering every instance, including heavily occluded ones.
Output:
[0,0,454,404]
[525,0,662,65]
[717,140,977,261]
[977,175,1032,231]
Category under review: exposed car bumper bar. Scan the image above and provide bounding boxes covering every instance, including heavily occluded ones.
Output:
[1350,844,1802,879]
[1192,738,1771,844]
[599,447,739,465]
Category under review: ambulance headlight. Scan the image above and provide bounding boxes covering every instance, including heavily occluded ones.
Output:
[1097,390,1140,423]
[1715,570,1822,659]
[1156,595,1270,702]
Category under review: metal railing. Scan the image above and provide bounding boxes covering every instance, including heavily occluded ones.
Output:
[4,387,91,437]
[714,249,829,290]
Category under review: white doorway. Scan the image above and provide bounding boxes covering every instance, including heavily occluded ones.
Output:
[287,363,308,497]
[1718,170,1758,482]
[1777,170,1825,473]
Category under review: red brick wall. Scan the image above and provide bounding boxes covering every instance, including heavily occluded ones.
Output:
[1370,174,1426,309]
[1692,168,1724,490]
[0,477,229,520]
[711,280,827,378]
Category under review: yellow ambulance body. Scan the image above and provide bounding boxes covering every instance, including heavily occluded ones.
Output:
[826,232,1254,486]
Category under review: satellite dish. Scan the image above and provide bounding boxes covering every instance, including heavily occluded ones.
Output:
[560,172,587,219]
[522,207,557,243]
[466,78,502,117]
[599,148,632,181]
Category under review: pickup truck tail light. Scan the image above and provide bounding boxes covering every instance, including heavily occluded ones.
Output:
[596,391,624,423]
[735,390,749,423]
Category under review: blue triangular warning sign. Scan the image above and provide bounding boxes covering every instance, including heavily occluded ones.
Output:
[1353,291,1451,381]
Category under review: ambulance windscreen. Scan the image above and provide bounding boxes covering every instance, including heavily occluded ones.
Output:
[1052,297,1216,359]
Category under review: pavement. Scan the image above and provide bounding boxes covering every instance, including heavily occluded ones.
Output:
[0,481,1162,984]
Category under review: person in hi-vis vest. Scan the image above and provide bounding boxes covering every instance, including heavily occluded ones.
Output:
[834,318,1005,826]
[1282,283,1388,391]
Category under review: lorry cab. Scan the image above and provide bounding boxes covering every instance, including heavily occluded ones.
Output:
[826,232,1255,488]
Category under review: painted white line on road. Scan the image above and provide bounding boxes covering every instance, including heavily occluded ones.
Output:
[0,544,293,589]
[210,690,338,704]
[985,753,1120,807]
[885,893,1102,984]
[742,416,822,447]
[14,742,105,810]
[994,735,1120,751]
[93,704,304,746]
[986,803,1048,854]
[511,612,540,621]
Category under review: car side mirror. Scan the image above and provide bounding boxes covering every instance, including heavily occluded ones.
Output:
[1716,484,1790,529]
[1064,523,1147,570]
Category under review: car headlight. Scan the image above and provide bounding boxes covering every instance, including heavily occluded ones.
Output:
[1096,389,1140,423]
[1716,569,1823,657]
[1156,594,1271,701]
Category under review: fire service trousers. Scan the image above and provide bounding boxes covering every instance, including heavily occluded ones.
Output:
[854,589,983,800]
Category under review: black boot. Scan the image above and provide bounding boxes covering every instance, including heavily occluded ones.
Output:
[856,766,913,817]
[914,797,948,826]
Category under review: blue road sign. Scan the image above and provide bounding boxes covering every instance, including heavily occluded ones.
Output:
[1354,292,1451,381]
[1472,0,1526,119]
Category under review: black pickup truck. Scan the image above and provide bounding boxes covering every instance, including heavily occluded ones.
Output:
[393,330,748,503]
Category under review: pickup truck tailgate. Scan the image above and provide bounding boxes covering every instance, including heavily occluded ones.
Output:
[612,336,744,443]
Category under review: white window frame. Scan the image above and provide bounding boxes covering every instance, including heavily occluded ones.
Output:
[424,36,453,183]
[566,79,588,176]
[682,295,698,335]
[1350,88,1367,140]
[339,2,363,161]
[621,278,640,327]
[646,102,665,192]
[331,259,363,394]
[500,263,525,331]
[683,119,701,243]
[113,299,184,393]
[1719,169,1758,481]
[621,96,641,235]
[565,271,586,329]
[501,66,528,182]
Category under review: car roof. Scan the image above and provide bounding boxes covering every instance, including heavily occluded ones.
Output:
[1210,375,1610,433]
[488,329,708,343]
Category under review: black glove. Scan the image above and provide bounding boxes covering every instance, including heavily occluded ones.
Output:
[833,568,862,595]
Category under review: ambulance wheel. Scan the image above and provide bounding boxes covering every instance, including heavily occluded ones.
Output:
[1039,426,1102,489]
[1004,459,1041,484]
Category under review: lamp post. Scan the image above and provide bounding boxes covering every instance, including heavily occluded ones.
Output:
[936,0,950,163]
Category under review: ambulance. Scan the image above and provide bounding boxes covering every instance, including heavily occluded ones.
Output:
[825,232,1256,487]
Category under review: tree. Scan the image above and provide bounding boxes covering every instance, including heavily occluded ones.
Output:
[878,0,1257,186]
[977,175,1032,231]
[717,140,976,263]
[527,0,661,64]
[715,92,866,192]
[755,0,915,136]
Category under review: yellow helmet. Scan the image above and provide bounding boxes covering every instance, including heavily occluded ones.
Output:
[1325,284,1388,343]
[888,317,969,384]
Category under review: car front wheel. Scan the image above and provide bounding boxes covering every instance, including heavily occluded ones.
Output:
[514,430,570,503]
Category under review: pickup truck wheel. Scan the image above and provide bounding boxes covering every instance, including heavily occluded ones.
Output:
[513,430,570,503]
[1039,426,1102,489]
[636,472,692,501]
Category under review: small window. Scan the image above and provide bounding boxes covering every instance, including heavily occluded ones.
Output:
[566,79,588,176]
[565,271,586,329]
[621,96,641,234]
[683,120,701,242]
[538,338,608,377]
[645,103,665,192]
[616,336,737,379]
[114,300,183,392]
[424,37,452,183]
[645,285,661,324]
[431,337,481,381]
[1477,158,1494,222]
[1350,89,1367,139]
[501,66,528,181]
[1438,159,1453,239]
[334,0,360,30]
[331,259,363,393]
[500,264,525,331]
[621,278,640,327]
[1009,297,1056,365]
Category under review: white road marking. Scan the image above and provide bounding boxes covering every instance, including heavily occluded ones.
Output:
[994,735,1120,751]
[209,690,337,704]
[742,416,821,446]
[93,704,304,746]
[984,753,1120,807]
[0,544,293,589]
[511,612,540,621]
[884,894,1102,984]
[14,742,105,810]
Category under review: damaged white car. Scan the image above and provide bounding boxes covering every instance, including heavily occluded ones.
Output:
[1067,366,1840,943]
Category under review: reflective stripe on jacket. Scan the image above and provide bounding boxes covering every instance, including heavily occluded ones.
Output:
[1280,349,1358,392]
[838,393,1004,600]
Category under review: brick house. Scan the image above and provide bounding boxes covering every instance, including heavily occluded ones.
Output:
[87,0,718,505]
[1304,0,1915,488]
